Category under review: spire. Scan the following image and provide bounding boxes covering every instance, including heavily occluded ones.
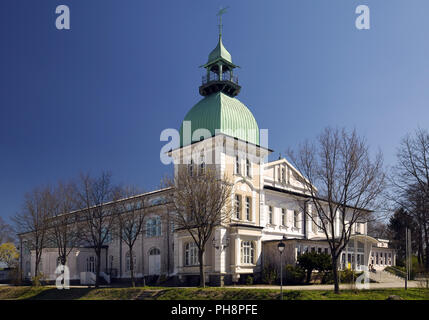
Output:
[217,6,229,40]
[198,8,241,97]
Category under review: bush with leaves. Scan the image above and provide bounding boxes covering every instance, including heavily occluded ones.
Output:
[262,264,278,285]
[297,252,332,284]
[284,265,306,285]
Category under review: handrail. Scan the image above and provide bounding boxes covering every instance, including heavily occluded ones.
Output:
[202,72,239,85]
[385,266,407,278]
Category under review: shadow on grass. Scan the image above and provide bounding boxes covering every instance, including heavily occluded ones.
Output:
[27,288,94,300]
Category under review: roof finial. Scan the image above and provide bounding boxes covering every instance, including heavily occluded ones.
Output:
[217,6,229,39]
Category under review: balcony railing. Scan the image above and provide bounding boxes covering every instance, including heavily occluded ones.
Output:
[202,72,239,85]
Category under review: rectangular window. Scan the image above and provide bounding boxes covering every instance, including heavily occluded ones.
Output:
[294,210,299,228]
[246,159,251,178]
[281,208,286,226]
[235,195,241,219]
[268,206,273,224]
[235,155,240,175]
[245,197,251,221]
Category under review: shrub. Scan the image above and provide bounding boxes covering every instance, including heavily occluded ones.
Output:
[262,264,278,285]
[297,252,332,284]
[340,269,362,283]
[284,265,305,285]
[246,275,254,285]
[32,273,45,287]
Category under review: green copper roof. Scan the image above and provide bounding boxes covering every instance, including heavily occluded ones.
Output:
[206,37,232,65]
[180,92,259,147]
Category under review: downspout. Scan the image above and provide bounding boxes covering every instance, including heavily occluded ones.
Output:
[303,200,310,240]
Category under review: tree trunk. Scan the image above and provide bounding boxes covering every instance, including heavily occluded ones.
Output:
[199,249,205,288]
[424,225,429,271]
[95,249,101,288]
[130,248,135,287]
[332,255,340,294]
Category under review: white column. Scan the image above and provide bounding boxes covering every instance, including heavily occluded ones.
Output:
[235,236,240,269]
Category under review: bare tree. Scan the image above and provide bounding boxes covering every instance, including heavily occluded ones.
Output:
[75,172,119,288]
[47,182,80,267]
[13,186,52,283]
[112,186,147,287]
[164,166,233,287]
[287,127,385,293]
[0,217,15,245]
[389,128,429,271]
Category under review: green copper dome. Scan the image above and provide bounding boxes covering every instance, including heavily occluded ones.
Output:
[180,92,259,147]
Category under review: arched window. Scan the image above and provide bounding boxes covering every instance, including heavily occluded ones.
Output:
[149,248,161,255]
[241,241,255,264]
[146,216,161,237]
[185,242,198,266]
[125,251,137,271]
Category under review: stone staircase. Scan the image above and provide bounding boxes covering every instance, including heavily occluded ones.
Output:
[368,270,404,284]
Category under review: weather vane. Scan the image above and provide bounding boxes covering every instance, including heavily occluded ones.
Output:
[217,6,229,38]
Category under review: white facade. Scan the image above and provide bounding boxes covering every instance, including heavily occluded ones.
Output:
[19,135,395,285]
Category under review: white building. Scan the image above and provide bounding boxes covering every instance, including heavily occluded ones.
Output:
[19,23,395,286]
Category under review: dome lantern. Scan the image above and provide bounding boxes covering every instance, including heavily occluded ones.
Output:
[199,8,241,97]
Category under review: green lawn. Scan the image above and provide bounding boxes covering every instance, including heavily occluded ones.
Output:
[0,286,428,300]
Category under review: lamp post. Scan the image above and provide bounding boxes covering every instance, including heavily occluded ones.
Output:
[277,239,285,300]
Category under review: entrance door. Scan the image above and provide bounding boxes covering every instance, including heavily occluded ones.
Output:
[148,248,161,275]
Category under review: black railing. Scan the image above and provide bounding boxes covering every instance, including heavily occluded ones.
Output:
[202,72,238,85]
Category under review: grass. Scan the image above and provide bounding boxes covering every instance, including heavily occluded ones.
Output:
[0,286,428,300]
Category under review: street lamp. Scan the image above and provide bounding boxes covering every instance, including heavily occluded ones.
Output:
[277,239,286,300]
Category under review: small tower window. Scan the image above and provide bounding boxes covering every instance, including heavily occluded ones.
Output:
[235,155,240,175]
[246,159,251,178]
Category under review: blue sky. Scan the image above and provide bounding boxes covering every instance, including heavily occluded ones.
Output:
[1,0,428,223]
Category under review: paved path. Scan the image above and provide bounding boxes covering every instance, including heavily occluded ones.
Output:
[227,281,419,291]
